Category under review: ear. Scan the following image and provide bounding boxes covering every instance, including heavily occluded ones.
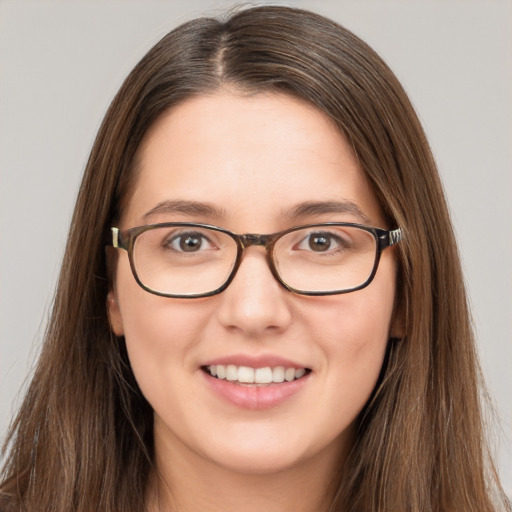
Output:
[389,296,405,340]
[107,289,125,336]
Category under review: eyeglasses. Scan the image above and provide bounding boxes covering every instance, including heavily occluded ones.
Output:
[109,222,402,298]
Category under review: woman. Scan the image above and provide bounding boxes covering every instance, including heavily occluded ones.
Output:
[1,5,509,512]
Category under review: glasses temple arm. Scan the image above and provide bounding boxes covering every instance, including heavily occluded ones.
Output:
[388,228,402,246]
[110,227,125,249]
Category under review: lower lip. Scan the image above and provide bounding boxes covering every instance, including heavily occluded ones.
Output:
[202,371,310,410]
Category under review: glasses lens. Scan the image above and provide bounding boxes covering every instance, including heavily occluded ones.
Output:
[273,225,377,293]
[132,225,238,296]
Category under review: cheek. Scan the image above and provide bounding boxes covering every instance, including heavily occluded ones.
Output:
[307,262,396,409]
[318,295,391,382]
[118,293,216,426]
[121,297,203,362]
[112,260,210,394]
[307,277,395,356]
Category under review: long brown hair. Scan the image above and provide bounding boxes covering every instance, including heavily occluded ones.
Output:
[1,6,509,511]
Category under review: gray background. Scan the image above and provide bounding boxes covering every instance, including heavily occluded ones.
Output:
[1,0,511,496]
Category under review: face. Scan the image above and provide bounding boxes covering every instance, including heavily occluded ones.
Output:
[108,91,401,476]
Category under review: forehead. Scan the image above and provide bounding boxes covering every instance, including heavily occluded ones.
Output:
[121,91,384,230]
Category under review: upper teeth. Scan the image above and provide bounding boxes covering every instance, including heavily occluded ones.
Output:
[207,365,306,384]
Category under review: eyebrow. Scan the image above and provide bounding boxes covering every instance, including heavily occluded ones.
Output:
[283,200,371,224]
[142,199,370,225]
[142,200,226,222]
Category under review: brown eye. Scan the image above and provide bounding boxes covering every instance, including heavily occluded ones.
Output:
[180,234,202,252]
[164,231,211,252]
[293,229,350,255]
[308,233,332,252]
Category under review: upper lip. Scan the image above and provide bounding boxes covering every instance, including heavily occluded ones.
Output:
[202,353,309,369]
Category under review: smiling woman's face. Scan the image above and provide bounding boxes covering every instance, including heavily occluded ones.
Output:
[108,91,400,476]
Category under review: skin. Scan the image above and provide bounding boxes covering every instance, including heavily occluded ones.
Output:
[108,91,402,512]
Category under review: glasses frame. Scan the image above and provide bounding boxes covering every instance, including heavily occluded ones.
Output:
[109,222,402,298]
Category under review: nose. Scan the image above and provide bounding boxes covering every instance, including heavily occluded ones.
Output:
[215,248,293,337]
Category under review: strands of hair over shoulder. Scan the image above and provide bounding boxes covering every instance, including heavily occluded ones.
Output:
[1,6,510,512]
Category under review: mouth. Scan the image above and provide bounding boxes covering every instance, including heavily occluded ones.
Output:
[202,364,311,386]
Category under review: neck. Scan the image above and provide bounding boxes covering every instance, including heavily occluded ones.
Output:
[147,430,347,512]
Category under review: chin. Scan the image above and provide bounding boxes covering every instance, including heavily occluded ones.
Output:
[209,447,308,476]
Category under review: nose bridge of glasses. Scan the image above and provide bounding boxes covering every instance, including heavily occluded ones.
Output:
[239,233,271,249]
[232,233,282,289]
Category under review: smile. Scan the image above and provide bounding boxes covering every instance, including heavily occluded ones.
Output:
[204,365,310,385]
